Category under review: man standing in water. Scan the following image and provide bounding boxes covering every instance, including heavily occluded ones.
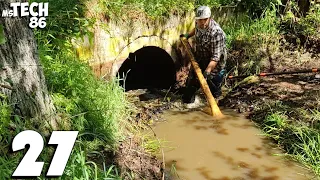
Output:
[180,6,227,108]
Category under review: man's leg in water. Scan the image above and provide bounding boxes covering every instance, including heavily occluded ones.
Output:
[182,72,200,103]
[182,71,224,103]
[207,73,224,98]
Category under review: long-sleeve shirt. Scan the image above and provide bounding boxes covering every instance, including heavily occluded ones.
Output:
[195,19,227,73]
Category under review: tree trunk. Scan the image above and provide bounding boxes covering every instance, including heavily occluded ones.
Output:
[0,0,57,129]
[298,0,310,17]
[281,0,310,17]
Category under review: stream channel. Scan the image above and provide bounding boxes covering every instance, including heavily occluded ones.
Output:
[149,109,315,180]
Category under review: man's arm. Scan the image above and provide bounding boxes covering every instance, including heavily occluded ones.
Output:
[206,32,225,73]
[187,28,195,38]
[181,28,195,39]
[205,61,218,73]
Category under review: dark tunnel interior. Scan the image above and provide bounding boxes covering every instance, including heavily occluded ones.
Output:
[117,46,176,91]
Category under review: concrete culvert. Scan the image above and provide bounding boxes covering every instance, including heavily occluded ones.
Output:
[117,46,176,91]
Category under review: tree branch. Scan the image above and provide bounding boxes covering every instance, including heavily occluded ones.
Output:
[0,84,13,90]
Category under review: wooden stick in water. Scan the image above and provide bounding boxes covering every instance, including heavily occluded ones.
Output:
[180,37,223,117]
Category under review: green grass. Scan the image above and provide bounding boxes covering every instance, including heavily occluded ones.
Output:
[141,133,172,155]
[35,49,130,179]
[220,7,280,75]
[87,0,284,21]
[98,0,194,19]
[0,96,11,140]
[0,1,132,179]
[0,95,126,179]
[253,103,320,176]
[280,3,320,39]
[142,135,163,155]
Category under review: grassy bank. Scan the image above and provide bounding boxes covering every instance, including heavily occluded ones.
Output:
[221,74,320,177]
[217,4,320,176]
[0,46,131,179]
[252,101,320,175]
[220,3,320,176]
[0,0,132,179]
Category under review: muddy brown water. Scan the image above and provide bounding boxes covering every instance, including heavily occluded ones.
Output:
[150,109,316,180]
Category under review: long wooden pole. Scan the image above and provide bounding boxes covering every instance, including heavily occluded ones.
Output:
[228,68,320,79]
[180,38,223,117]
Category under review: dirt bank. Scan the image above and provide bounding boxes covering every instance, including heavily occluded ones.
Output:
[105,33,320,179]
[114,136,163,180]
[220,74,320,114]
[108,89,183,180]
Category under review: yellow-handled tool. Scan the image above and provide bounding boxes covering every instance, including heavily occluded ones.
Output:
[180,37,223,117]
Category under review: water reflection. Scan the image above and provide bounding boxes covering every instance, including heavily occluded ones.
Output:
[151,109,314,180]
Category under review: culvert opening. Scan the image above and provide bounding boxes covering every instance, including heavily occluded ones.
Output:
[117,46,176,91]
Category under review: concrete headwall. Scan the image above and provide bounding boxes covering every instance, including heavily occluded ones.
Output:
[73,5,238,82]
[80,13,195,78]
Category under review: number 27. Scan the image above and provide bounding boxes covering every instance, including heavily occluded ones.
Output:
[12,130,78,177]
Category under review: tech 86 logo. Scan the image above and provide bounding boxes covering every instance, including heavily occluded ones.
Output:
[1,2,48,29]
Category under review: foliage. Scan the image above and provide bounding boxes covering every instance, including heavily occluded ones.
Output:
[29,0,132,143]
[263,111,320,175]
[32,0,130,178]
[39,49,130,145]
[95,0,283,19]
[61,145,123,180]
[252,101,320,176]
[236,0,283,17]
[281,3,320,38]
[195,0,283,18]
[0,152,23,178]
[0,0,131,179]
[33,0,133,178]
[0,135,123,179]
[0,56,128,179]
[98,0,194,19]
[0,24,6,45]
[0,97,11,141]
[31,0,94,55]
[221,7,280,75]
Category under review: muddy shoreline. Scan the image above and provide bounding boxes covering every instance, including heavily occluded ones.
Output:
[113,71,320,179]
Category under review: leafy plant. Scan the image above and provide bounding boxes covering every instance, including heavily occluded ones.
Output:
[0,25,6,45]
[280,3,320,38]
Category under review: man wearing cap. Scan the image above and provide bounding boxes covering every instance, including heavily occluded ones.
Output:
[180,6,227,107]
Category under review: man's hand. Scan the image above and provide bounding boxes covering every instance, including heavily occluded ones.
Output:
[205,60,218,73]
[203,71,212,80]
[180,34,189,39]
[180,29,195,39]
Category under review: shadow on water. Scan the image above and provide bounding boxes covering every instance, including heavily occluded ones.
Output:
[150,109,315,180]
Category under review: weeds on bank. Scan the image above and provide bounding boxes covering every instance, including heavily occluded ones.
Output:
[36,48,130,179]
[281,2,320,39]
[221,7,280,76]
[36,0,133,177]
[141,133,173,155]
[142,135,163,155]
[0,1,132,180]
[98,0,194,19]
[253,102,320,176]
[0,97,126,179]
[0,97,11,141]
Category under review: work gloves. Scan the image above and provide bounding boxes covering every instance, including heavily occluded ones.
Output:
[203,71,212,80]
[204,70,226,80]
[180,33,189,39]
